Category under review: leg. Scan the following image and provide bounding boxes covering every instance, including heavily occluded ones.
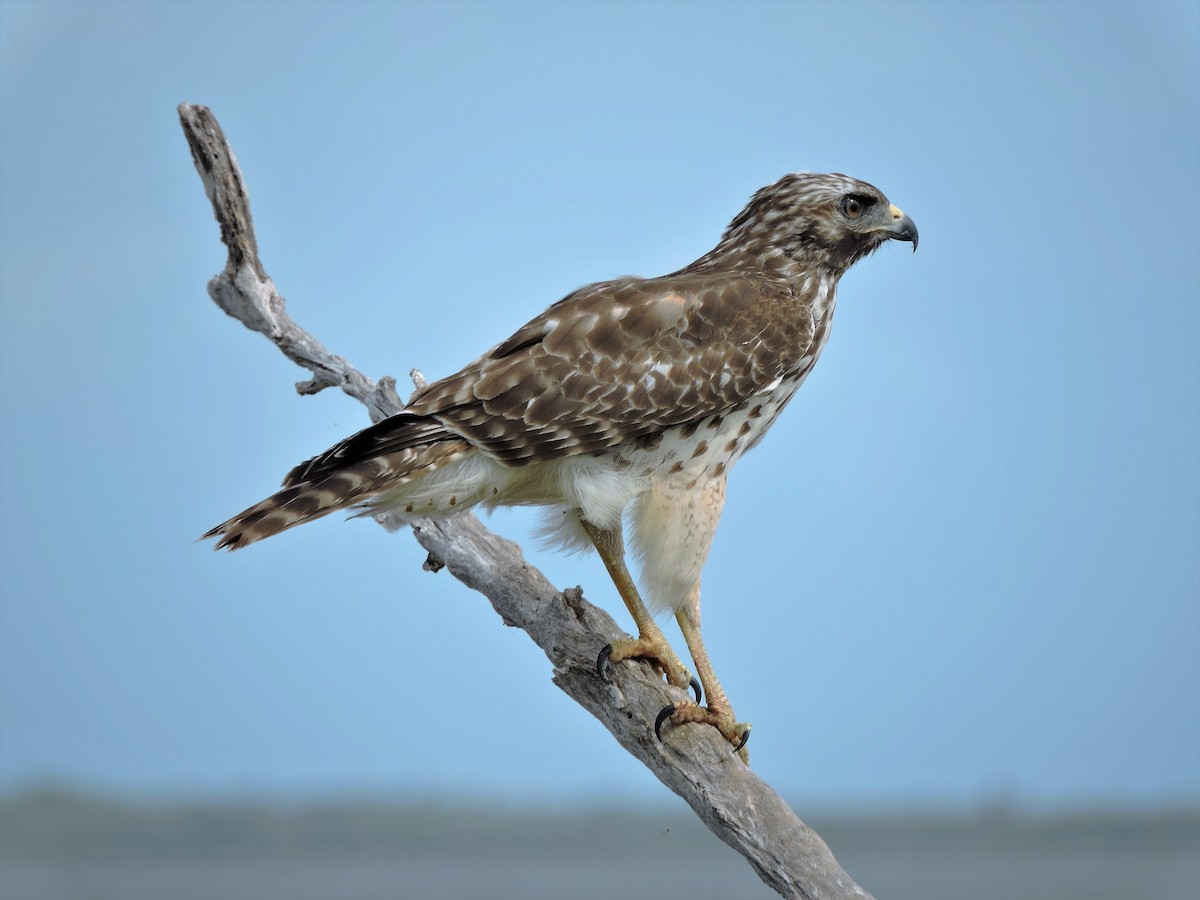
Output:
[630,473,749,760]
[658,581,751,762]
[580,517,697,698]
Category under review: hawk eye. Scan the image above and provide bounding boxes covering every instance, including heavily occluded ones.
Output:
[841,196,866,220]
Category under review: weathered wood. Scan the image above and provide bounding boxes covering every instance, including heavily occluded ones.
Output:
[179,102,873,900]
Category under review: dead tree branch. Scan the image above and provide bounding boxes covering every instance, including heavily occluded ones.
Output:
[178,102,873,900]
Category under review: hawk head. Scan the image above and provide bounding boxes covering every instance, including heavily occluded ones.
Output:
[699,172,918,278]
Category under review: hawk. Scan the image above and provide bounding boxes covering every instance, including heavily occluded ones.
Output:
[205,172,917,759]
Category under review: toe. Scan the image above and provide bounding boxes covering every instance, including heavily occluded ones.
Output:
[596,644,614,682]
[655,700,751,760]
[654,703,675,741]
[732,726,750,754]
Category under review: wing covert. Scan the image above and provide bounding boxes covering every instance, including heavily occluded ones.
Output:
[407,273,817,464]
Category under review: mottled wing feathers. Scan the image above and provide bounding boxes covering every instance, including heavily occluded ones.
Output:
[408,273,817,464]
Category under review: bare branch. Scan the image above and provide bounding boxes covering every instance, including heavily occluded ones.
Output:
[179,102,873,900]
[177,104,400,423]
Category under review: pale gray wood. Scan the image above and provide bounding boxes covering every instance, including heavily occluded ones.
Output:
[178,102,874,900]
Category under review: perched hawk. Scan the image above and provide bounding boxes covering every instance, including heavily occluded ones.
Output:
[205,172,917,759]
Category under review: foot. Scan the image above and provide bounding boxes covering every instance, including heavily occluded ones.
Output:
[655,699,751,763]
[597,638,702,704]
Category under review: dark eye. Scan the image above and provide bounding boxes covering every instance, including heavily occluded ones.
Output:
[841,196,866,220]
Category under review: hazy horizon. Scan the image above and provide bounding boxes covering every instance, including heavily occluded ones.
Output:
[4,786,1197,900]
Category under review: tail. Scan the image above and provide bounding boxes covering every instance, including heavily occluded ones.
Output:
[202,413,470,550]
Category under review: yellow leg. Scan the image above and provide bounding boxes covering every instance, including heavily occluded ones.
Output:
[580,517,695,696]
[661,582,751,762]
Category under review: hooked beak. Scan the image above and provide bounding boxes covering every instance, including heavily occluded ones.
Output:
[883,203,918,251]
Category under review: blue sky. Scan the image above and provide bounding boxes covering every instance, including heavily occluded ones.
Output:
[1,0,1197,809]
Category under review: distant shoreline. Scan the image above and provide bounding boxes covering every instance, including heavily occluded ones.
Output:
[3,784,1197,862]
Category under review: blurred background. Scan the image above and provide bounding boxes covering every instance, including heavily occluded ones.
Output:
[1,1,1197,898]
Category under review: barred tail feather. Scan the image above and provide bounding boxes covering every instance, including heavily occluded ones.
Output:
[203,439,472,551]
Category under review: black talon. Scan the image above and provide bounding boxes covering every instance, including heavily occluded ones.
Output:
[596,644,614,683]
[654,703,675,741]
[689,676,702,705]
[732,728,750,754]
